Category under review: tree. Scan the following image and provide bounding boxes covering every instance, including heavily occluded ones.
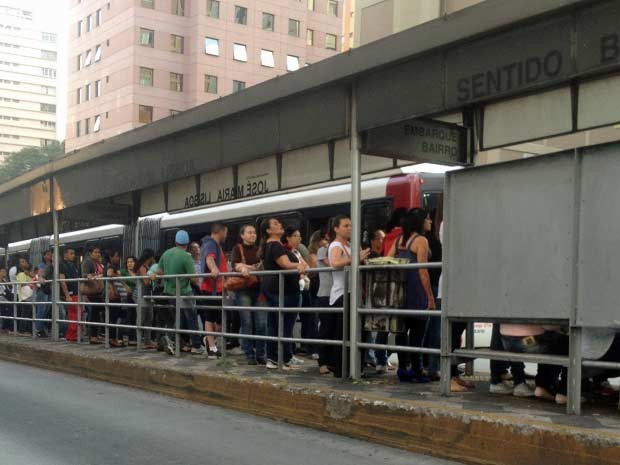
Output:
[0,140,65,184]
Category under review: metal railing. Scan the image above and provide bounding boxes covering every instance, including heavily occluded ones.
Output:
[0,261,617,415]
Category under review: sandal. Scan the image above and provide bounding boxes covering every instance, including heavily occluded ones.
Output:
[143,341,158,350]
[181,345,191,353]
[451,377,474,392]
[89,337,102,345]
[110,339,123,348]
[319,365,333,375]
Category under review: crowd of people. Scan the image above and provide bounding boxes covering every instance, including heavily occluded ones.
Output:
[0,209,618,404]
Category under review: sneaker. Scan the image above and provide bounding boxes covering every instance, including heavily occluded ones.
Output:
[229,346,244,356]
[289,355,304,365]
[375,364,387,374]
[513,382,535,398]
[191,346,206,355]
[265,359,278,369]
[162,336,175,356]
[36,330,49,338]
[207,347,221,359]
[311,353,320,360]
[489,381,514,395]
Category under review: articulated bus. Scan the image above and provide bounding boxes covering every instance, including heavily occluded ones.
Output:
[2,169,492,347]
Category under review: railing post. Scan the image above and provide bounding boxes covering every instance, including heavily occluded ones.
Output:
[31,300,36,339]
[567,326,582,415]
[221,288,227,358]
[104,280,110,349]
[174,277,181,357]
[342,269,350,379]
[51,179,60,341]
[465,321,474,376]
[136,279,143,351]
[77,282,82,344]
[277,272,284,368]
[12,286,17,335]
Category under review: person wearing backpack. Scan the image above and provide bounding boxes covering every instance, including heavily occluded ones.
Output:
[200,223,228,359]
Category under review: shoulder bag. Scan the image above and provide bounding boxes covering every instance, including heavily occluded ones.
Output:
[224,244,259,292]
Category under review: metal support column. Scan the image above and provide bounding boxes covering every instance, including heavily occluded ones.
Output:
[440,174,452,396]
[277,273,284,368]
[349,82,362,380]
[174,277,181,357]
[104,282,110,349]
[567,326,582,415]
[51,201,60,341]
[136,279,143,351]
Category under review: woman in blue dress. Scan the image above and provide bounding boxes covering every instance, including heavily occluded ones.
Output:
[388,208,436,382]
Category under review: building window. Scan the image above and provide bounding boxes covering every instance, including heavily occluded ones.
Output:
[76,121,81,137]
[206,0,219,18]
[262,12,274,31]
[77,20,82,37]
[94,115,101,132]
[139,67,153,86]
[308,0,314,11]
[170,110,180,116]
[95,80,101,97]
[204,37,219,56]
[42,68,56,78]
[327,0,338,16]
[94,45,102,62]
[139,28,154,47]
[77,54,82,70]
[232,80,245,93]
[85,118,90,134]
[286,55,300,71]
[306,29,314,46]
[41,103,56,113]
[170,72,183,92]
[170,34,184,53]
[326,33,337,50]
[42,86,55,96]
[234,6,247,25]
[76,87,81,104]
[87,15,93,32]
[42,32,57,43]
[42,50,57,61]
[141,0,154,8]
[96,9,102,26]
[233,43,247,62]
[139,105,153,123]
[260,49,274,68]
[85,83,91,101]
[288,19,300,37]
[171,0,184,16]
[204,74,218,93]
[84,49,92,66]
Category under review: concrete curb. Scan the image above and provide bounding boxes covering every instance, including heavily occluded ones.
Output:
[2,339,619,465]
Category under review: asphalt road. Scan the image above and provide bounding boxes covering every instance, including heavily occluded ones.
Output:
[0,360,464,465]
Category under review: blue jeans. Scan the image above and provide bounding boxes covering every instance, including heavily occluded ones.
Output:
[265,291,299,363]
[501,331,568,392]
[236,287,266,359]
[35,290,50,332]
[180,295,202,348]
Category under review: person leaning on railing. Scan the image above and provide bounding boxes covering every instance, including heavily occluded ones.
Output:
[258,217,308,370]
[229,224,265,365]
[327,214,370,378]
[59,248,79,341]
[135,249,157,350]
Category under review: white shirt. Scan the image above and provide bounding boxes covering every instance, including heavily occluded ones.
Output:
[8,265,17,295]
[328,241,351,306]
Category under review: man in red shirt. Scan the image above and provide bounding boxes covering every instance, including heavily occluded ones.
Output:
[200,222,228,359]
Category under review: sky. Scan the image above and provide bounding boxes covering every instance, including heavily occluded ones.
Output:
[3,0,69,140]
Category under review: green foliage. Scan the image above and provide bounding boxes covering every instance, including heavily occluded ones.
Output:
[0,141,64,184]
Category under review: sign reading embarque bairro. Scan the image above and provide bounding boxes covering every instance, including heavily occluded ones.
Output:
[362,118,468,165]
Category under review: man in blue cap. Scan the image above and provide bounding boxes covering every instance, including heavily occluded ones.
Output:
[157,230,203,355]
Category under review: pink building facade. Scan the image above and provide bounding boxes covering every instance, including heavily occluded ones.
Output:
[66,0,342,152]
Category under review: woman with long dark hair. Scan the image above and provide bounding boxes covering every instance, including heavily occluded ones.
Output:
[388,208,435,383]
[258,218,307,370]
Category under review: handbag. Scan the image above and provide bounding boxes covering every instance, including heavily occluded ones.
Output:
[224,244,259,291]
[80,279,104,297]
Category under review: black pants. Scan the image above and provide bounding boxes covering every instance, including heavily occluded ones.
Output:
[318,296,344,376]
[489,323,525,384]
[396,317,427,372]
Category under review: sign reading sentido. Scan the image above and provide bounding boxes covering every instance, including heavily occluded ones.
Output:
[362,118,468,164]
